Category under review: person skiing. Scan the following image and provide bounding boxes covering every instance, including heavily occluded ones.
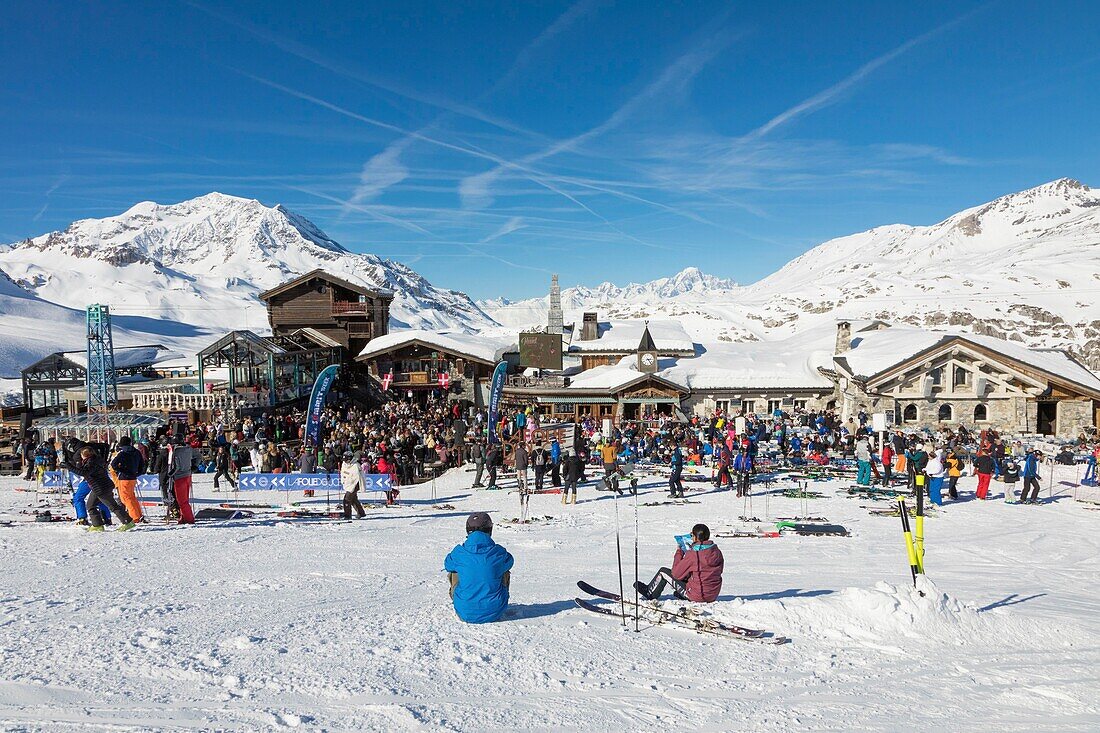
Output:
[110,436,146,523]
[599,440,620,494]
[668,441,685,498]
[212,445,235,491]
[340,451,366,519]
[732,447,753,498]
[1020,450,1043,504]
[635,523,723,602]
[69,445,135,532]
[444,512,514,624]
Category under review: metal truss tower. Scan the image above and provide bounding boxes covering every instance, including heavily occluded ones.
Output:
[547,274,564,335]
[86,304,118,411]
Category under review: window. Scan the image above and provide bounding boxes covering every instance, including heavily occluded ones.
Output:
[793,399,808,411]
[740,399,756,415]
[903,404,918,423]
[953,366,969,388]
[715,400,730,414]
[767,399,782,415]
[931,367,943,386]
[974,403,988,421]
[938,404,953,422]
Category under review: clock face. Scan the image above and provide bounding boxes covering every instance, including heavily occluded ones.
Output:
[641,353,655,366]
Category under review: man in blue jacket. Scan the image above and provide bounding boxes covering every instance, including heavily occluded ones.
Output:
[444,513,514,623]
[1019,450,1043,504]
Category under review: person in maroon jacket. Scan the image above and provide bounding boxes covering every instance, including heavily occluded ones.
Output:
[634,524,724,602]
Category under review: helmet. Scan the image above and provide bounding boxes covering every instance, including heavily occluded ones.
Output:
[466,512,493,535]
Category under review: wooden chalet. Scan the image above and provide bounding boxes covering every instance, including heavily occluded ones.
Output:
[259,270,394,359]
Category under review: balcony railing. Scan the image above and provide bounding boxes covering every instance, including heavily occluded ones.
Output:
[332,301,371,315]
[131,391,255,411]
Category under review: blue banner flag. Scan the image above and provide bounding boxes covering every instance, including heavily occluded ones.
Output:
[487,360,508,445]
[305,365,340,446]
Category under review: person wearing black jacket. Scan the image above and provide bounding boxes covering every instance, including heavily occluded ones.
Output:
[471,440,486,488]
[213,445,236,490]
[562,449,583,504]
[485,444,501,489]
[70,446,134,532]
[150,437,176,516]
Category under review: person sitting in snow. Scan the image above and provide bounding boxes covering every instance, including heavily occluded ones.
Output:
[444,512,514,624]
[634,523,723,603]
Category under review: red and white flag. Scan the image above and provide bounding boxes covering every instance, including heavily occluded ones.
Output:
[438,372,450,389]
[382,372,393,391]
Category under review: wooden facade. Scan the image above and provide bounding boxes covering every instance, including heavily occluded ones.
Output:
[259,270,393,359]
[357,338,497,407]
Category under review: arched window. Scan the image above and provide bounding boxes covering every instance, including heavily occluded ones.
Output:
[938,404,953,422]
[903,404,918,422]
[953,366,969,387]
[974,403,988,421]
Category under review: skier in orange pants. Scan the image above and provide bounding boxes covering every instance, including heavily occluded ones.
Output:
[110,437,146,523]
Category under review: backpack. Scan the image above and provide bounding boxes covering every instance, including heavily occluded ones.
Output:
[534,450,546,467]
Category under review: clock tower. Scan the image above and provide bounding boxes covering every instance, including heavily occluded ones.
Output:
[636,322,659,373]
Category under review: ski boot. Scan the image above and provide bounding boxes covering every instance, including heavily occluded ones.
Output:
[117,521,136,532]
[85,524,105,533]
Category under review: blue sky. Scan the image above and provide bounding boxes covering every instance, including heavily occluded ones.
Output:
[2,0,1099,299]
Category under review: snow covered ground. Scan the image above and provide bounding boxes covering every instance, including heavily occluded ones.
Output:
[1,465,1098,732]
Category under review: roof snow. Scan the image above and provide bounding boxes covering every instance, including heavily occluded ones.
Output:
[569,319,694,354]
[840,327,1100,393]
[357,330,515,365]
[62,345,177,371]
[659,330,836,390]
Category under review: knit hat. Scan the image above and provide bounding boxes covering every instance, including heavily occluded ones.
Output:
[466,512,493,535]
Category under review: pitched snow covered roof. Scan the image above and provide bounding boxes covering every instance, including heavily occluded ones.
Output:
[658,331,836,390]
[565,358,688,394]
[569,319,694,355]
[356,330,514,365]
[839,327,1100,396]
[61,345,176,371]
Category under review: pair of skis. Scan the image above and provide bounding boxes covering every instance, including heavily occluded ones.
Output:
[574,581,789,645]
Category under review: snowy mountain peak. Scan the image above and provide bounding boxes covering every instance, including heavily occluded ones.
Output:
[0,193,493,343]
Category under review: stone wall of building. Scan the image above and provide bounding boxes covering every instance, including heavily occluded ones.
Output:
[1056,399,1093,438]
[684,391,831,418]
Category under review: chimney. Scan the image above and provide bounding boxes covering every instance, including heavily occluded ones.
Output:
[547,274,563,334]
[581,312,598,341]
[835,321,852,354]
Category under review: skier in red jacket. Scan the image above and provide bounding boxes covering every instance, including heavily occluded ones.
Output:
[634,524,724,602]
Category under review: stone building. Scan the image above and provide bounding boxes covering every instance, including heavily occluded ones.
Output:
[830,321,1100,437]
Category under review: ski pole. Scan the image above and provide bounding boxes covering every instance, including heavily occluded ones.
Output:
[614,494,625,624]
[914,474,925,573]
[898,498,919,586]
[634,481,640,633]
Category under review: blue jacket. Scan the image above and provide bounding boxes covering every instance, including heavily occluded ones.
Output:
[444,531,514,624]
[1022,453,1040,478]
[550,441,561,462]
[670,447,684,469]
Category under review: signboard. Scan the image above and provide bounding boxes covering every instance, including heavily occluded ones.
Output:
[518,332,563,370]
[305,364,340,446]
[487,361,508,445]
[871,411,895,433]
[236,472,392,492]
[43,471,160,491]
